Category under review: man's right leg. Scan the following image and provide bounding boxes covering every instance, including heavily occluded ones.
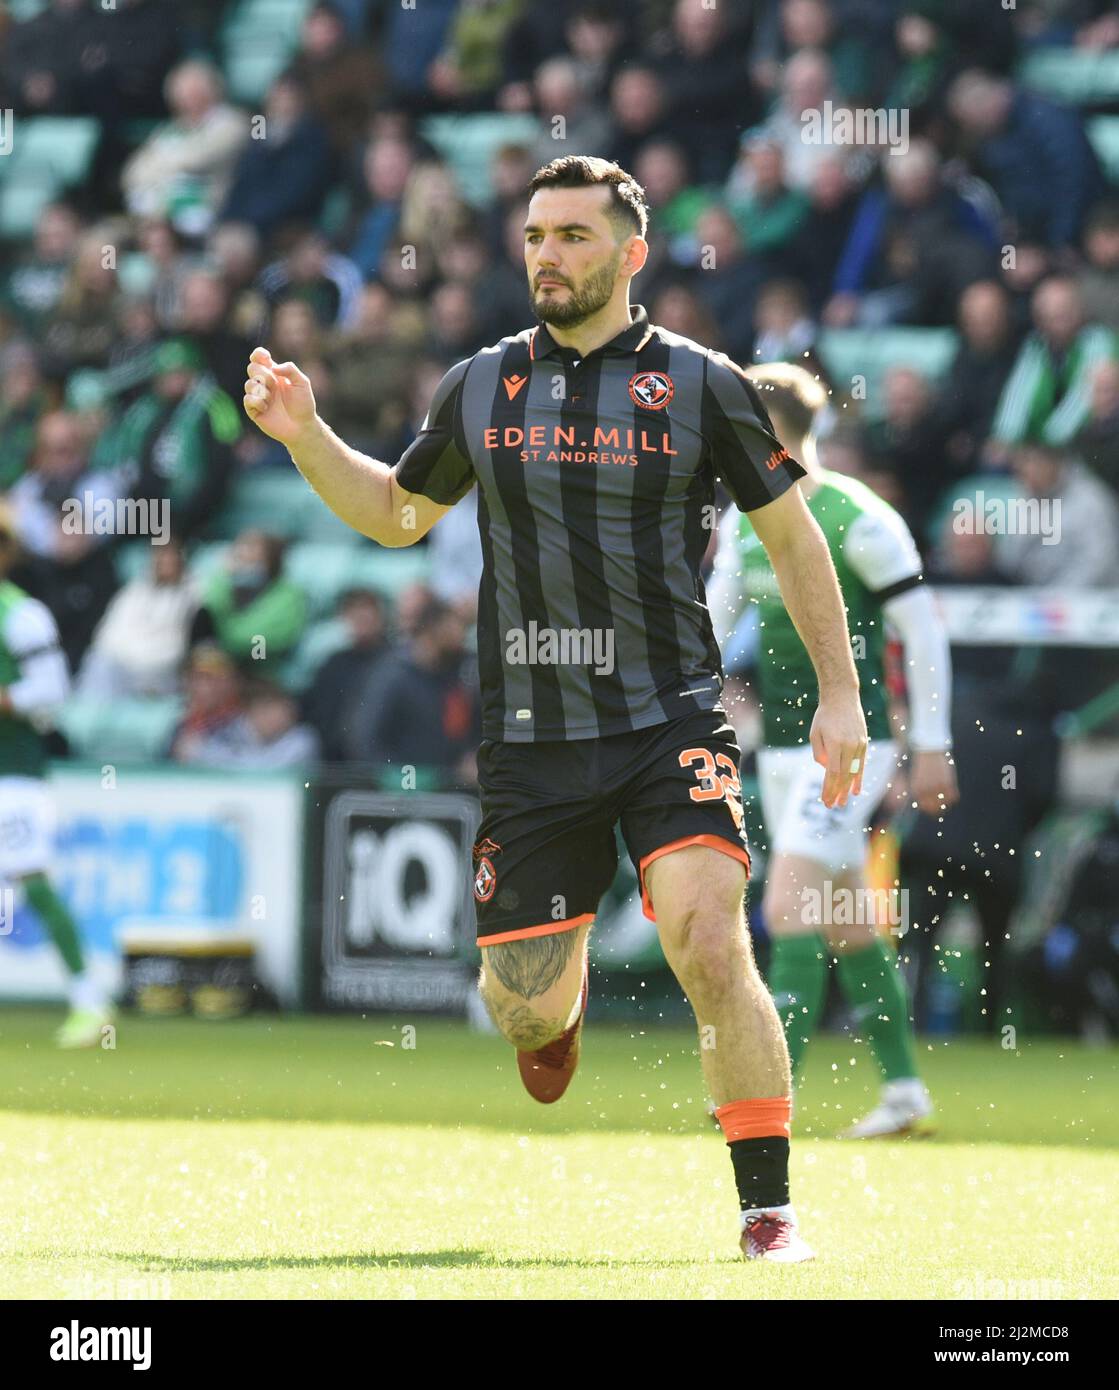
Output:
[479,922,591,1051]
[471,734,616,1102]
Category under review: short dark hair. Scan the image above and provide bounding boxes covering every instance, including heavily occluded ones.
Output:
[412,595,455,635]
[337,587,385,614]
[527,155,649,241]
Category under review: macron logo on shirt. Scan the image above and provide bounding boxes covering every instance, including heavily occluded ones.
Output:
[503,374,528,401]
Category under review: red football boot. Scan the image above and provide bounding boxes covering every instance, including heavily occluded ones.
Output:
[739,1211,816,1263]
[516,959,588,1104]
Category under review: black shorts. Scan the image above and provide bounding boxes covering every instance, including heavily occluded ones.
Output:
[472,709,751,946]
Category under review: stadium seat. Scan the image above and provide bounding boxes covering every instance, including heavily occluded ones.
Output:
[1019,49,1119,107]
[419,114,542,208]
[283,541,430,619]
[109,538,428,619]
[56,696,184,763]
[221,0,313,103]
[10,116,100,185]
[1087,116,1119,181]
[0,117,101,238]
[64,370,109,412]
[5,0,47,21]
[279,615,351,691]
[207,469,366,545]
[816,327,958,417]
[116,252,159,298]
[0,178,55,240]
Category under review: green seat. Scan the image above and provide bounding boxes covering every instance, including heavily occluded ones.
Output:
[280,615,351,691]
[0,117,100,237]
[117,252,158,297]
[223,44,293,104]
[174,538,427,621]
[0,178,55,239]
[419,113,541,208]
[57,697,184,763]
[208,470,312,540]
[0,116,100,185]
[817,327,958,418]
[1087,116,1119,180]
[1019,49,1119,107]
[208,469,363,545]
[221,0,312,102]
[283,541,431,619]
[65,370,109,412]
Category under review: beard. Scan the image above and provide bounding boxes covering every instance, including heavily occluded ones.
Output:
[530,253,620,327]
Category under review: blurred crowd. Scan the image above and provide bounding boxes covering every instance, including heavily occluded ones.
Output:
[1,0,1118,791]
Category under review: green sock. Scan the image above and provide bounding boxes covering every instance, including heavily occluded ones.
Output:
[23,873,85,977]
[767,934,827,1076]
[835,938,918,1082]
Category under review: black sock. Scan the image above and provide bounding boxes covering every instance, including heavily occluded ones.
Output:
[729,1136,790,1211]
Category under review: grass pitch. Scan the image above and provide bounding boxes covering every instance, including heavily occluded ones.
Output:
[1,1007,1115,1300]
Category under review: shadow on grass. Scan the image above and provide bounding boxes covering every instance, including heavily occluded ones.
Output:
[79,1250,732,1273]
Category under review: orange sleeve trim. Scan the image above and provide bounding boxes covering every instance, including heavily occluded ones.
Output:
[478,912,594,948]
[638,835,751,921]
[715,1096,791,1142]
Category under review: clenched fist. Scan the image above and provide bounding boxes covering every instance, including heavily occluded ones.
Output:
[242,345,317,446]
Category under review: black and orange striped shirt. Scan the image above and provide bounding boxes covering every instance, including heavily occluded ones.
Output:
[395,303,804,743]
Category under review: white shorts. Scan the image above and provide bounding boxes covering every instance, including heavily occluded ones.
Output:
[0,776,56,879]
[755,740,898,874]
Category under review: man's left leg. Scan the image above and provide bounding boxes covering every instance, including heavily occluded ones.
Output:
[1,777,110,1048]
[19,872,112,1048]
[644,844,813,1263]
[827,867,932,1138]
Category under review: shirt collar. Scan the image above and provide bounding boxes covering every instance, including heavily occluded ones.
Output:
[530,303,653,361]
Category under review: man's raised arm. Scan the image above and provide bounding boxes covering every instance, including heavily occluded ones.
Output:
[242,345,454,547]
[747,484,868,808]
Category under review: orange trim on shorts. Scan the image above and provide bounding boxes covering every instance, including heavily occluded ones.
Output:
[478,912,594,947]
[638,834,751,922]
[715,1096,792,1143]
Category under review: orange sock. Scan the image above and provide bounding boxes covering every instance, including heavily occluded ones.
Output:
[714,1096,791,1143]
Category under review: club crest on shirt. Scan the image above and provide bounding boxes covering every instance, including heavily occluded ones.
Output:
[474,856,497,903]
[628,370,674,411]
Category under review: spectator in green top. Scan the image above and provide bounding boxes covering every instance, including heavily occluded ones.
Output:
[101,337,242,540]
[726,135,810,259]
[634,141,717,243]
[0,343,49,490]
[989,276,1118,456]
[201,530,307,669]
[1,203,82,340]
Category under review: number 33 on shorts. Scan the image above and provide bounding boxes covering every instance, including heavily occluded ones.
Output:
[679,747,745,831]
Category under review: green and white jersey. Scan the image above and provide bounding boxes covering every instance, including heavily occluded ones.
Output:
[0,581,70,779]
[709,470,924,749]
